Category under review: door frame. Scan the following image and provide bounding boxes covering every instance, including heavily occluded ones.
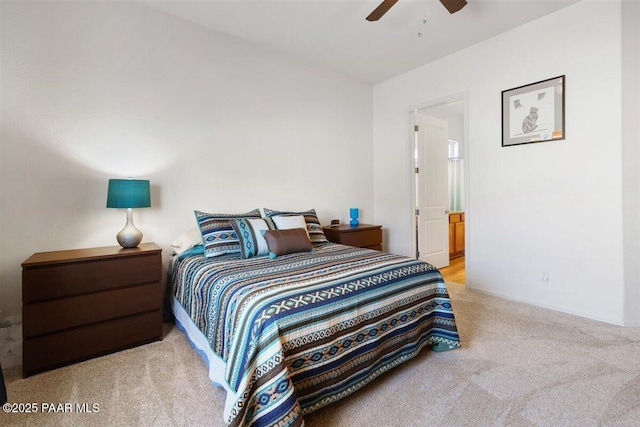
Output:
[407,92,470,279]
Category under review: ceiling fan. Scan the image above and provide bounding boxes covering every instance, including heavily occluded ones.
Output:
[366,0,467,21]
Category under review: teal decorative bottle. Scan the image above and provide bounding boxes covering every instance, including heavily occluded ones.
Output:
[350,208,359,226]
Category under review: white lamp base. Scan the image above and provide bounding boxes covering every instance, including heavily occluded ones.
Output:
[116,208,143,248]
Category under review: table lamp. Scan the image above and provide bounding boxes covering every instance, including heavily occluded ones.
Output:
[106,179,151,248]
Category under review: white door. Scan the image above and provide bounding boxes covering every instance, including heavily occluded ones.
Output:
[416,112,449,268]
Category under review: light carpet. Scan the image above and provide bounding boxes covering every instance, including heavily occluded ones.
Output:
[2,282,640,426]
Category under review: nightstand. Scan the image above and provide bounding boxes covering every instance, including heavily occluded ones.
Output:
[322,224,383,251]
[21,243,162,377]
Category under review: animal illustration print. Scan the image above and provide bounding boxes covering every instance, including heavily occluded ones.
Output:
[522,107,538,134]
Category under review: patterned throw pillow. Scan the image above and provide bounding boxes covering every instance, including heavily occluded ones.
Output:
[194,209,261,257]
[230,218,269,259]
[263,208,328,244]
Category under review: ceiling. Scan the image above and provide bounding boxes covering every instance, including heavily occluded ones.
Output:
[140,0,580,84]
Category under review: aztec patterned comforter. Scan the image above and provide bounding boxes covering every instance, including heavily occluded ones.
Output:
[170,243,460,427]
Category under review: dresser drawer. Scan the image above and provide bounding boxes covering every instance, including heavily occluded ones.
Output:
[323,225,383,250]
[23,253,161,303]
[23,310,162,377]
[339,228,382,248]
[23,282,162,338]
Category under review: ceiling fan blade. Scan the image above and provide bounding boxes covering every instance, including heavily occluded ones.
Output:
[440,0,467,14]
[366,0,399,21]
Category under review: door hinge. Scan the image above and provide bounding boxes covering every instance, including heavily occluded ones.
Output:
[414,125,419,132]
[415,209,420,215]
[416,251,420,258]
[415,167,419,174]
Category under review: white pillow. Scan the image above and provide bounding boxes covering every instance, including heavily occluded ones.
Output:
[271,215,310,240]
[171,226,203,255]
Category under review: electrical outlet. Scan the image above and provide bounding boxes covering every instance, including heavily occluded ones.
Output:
[540,271,550,282]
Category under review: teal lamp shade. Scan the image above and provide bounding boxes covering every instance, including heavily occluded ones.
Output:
[107,179,151,248]
[106,179,150,209]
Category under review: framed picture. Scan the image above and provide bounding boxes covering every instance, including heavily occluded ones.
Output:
[502,75,565,147]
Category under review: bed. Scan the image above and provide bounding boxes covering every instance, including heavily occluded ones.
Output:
[169,237,460,427]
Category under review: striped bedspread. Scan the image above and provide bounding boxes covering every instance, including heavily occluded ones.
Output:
[170,243,460,427]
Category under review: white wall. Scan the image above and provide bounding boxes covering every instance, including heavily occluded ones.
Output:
[373,1,633,324]
[0,1,373,317]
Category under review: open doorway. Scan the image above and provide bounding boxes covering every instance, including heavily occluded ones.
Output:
[412,96,467,285]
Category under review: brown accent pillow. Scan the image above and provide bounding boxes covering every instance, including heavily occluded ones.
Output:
[262,228,314,258]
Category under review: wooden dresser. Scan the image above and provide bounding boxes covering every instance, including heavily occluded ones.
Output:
[21,243,162,377]
[322,224,383,251]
